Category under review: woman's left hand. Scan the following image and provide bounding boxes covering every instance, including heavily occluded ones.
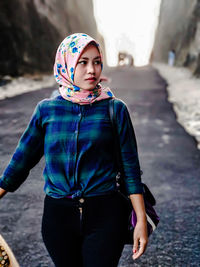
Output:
[132,220,148,260]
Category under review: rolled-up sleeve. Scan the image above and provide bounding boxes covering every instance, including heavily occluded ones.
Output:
[115,100,143,195]
[0,102,44,192]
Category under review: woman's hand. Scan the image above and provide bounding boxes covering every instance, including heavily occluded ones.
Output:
[129,193,148,260]
[132,220,148,260]
[0,187,7,199]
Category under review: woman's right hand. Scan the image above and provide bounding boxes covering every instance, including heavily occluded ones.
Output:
[0,188,7,199]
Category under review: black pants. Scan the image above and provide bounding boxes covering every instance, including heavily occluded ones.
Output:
[41,192,129,267]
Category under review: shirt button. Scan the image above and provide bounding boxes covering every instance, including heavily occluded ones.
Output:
[79,198,84,203]
[79,113,81,117]
[75,130,78,134]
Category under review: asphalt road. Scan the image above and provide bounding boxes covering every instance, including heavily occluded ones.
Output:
[0,65,200,267]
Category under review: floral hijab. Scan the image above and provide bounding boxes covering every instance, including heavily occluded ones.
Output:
[54,33,114,105]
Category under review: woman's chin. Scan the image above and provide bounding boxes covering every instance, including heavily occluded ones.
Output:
[81,83,99,91]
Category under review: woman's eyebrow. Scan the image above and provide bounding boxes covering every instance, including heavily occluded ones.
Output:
[79,56,101,60]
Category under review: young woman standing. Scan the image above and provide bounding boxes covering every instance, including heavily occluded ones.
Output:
[0,33,148,267]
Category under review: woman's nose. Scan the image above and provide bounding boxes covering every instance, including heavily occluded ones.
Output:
[87,62,95,74]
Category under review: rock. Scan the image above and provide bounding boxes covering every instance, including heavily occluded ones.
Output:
[153,0,200,76]
[0,0,98,76]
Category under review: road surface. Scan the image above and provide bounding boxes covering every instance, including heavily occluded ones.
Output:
[0,65,199,266]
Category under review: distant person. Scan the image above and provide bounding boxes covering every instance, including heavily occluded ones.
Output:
[118,52,127,65]
[127,54,134,66]
[168,49,175,66]
[118,52,134,67]
[0,33,148,267]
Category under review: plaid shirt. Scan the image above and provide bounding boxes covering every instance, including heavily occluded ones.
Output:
[0,96,143,198]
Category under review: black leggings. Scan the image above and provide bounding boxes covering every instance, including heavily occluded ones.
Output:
[41,192,130,267]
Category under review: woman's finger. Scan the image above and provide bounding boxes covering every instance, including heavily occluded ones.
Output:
[132,239,147,260]
[132,235,139,255]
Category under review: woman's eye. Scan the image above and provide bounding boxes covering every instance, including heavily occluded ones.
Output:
[94,60,101,65]
[78,61,87,65]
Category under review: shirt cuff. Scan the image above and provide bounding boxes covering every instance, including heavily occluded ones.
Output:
[0,178,15,192]
[126,183,143,195]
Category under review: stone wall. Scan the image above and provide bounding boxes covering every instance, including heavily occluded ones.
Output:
[0,0,99,76]
[153,0,200,76]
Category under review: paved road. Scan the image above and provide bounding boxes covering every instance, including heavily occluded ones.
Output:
[0,66,200,267]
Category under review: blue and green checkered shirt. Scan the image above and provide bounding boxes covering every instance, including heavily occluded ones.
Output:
[0,96,143,198]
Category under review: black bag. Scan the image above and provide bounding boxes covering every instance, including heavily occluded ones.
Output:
[109,98,159,244]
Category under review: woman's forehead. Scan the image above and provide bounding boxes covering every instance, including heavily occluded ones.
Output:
[79,44,101,58]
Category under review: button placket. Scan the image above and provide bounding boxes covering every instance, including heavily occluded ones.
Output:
[78,198,85,232]
[73,110,82,187]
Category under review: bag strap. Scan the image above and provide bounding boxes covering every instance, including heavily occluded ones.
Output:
[109,98,130,201]
[108,98,124,176]
[108,99,157,205]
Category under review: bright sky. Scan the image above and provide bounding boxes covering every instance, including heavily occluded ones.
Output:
[93,0,161,66]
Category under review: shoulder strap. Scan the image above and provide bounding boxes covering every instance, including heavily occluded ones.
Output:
[108,98,115,129]
[108,98,124,176]
[109,98,144,196]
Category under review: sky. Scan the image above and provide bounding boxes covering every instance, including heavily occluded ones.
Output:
[93,0,161,66]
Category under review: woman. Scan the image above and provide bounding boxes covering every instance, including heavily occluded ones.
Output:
[0,33,148,267]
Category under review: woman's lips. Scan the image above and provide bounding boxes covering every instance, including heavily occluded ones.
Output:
[85,77,96,81]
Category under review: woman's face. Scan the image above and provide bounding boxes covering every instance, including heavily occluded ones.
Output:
[74,44,102,90]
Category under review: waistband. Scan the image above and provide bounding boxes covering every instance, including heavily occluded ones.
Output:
[65,190,117,200]
[46,190,118,202]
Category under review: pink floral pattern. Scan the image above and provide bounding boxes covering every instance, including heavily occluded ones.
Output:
[53,33,114,105]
